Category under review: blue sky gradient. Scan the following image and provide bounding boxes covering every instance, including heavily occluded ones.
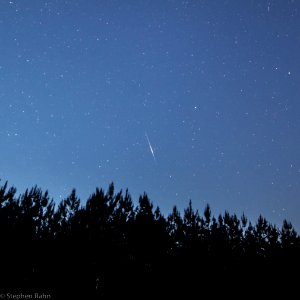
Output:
[1,0,300,230]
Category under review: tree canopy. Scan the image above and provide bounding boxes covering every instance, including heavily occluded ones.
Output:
[0,180,299,298]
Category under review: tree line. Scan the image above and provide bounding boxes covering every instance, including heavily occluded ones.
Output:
[0,180,299,298]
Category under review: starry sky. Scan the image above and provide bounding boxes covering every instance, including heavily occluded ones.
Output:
[1,0,300,230]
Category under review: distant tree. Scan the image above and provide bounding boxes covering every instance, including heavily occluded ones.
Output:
[182,200,201,245]
[53,189,80,238]
[281,219,299,248]
[167,205,184,252]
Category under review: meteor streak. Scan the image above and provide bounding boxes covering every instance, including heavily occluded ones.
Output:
[145,132,156,162]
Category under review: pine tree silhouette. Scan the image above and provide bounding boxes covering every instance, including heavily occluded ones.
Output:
[0,180,299,298]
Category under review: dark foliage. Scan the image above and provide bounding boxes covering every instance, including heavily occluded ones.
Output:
[0,180,299,298]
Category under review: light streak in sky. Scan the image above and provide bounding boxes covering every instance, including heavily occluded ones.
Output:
[145,132,156,162]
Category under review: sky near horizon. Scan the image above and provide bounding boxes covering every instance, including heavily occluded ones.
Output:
[0,0,300,230]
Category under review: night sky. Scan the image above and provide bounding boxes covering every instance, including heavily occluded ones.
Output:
[1,1,300,230]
